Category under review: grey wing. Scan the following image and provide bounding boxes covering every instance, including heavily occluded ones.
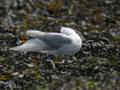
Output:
[26,30,45,37]
[38,34,72,50]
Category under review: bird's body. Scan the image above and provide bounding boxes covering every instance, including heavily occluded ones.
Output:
[10,27,82,56]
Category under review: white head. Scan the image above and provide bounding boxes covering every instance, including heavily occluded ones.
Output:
[60,27,76,35]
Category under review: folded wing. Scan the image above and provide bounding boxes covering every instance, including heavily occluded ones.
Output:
[10,30,72,52]
[10,38,48,52]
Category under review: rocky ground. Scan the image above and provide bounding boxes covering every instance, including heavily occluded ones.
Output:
[0,0,120,90]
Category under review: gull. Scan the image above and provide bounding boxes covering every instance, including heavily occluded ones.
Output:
[10,27,82,56]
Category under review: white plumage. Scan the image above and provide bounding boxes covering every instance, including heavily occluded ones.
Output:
[10,27,82,55]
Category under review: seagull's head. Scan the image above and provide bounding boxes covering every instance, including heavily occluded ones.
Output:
[60,27,76,35]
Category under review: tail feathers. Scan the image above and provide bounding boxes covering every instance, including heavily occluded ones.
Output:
[26,30,45,37]
[10,46,28,52]
[10,38,48,52]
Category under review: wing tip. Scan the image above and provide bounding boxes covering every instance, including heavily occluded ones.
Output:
[9,47,20,51]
